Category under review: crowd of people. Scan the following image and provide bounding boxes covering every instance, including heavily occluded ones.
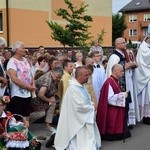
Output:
[0,33,150,150]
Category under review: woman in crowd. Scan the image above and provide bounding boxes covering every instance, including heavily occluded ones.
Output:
[32,56,47,80]
[74,52,84,68]
[7,41,35,125]
[31,67,63,131]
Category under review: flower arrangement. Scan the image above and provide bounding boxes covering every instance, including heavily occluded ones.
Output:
[8,131,27,141]
[2,96,10,104]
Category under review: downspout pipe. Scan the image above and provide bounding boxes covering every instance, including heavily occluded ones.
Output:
[6,0,9,47]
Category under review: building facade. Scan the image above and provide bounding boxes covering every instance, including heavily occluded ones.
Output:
[120,0,150,45]
[0,0,112,47]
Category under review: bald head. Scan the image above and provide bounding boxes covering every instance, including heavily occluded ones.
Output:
[112,64,124,79]
[75,66,86,78]
[112,64,122,72]
[75,66,89,84]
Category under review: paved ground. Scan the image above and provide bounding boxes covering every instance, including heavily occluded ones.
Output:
[29,111,150,150]
[102,122,150,150]
[29,111,54,150]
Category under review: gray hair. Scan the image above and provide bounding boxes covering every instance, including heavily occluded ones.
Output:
[56,52,64,58]
[51,66,64,76]
[0,37,6,47]
[115,37,125,46]
[12,41,24,52]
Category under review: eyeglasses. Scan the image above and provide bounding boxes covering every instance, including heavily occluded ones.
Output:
[0,104,4,107]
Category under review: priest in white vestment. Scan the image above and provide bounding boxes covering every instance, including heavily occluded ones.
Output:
[134,32,150,124]
[54,66,101,150]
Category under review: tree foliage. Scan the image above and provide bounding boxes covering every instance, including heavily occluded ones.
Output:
[46,0,93,48]
[127,39,138,49]
[112,13,127,45]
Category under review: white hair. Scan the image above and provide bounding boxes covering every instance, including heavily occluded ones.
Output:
[0,37,6,47]
[12,41,24,52]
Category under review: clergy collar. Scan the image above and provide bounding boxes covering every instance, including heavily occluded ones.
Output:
[110,75,118,82]
[70,78,84,88]
[94,62,101,68]
[115,49,125,57]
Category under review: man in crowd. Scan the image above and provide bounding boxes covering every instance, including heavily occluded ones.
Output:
[55,66,101,150]
[90,51,105,102]
[38,45,45,56]
[66,49,76,62]
[89,41,103,56]
[96,64,131,141]
[57,59,74,100]
[106,37,140,127]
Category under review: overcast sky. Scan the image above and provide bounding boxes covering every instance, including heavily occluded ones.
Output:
[112,0,132,14]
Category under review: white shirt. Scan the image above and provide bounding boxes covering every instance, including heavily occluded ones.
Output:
[7,57,32,98]
[92,63,105,102]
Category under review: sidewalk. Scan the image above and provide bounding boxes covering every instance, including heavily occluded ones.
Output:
[29,111,55,150]
[29,111,150,150]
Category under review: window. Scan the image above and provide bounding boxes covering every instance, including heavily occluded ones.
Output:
[129,15,137,22]
[0,12,2,31]
[143,27,148,36]
[144,14,150,21]
[135,2,142,6]
[129,29,137,36]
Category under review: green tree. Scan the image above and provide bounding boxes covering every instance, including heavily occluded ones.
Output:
[46,0,93,48]
[97,28,106,45]
[112,13,127,45]
[46,22,72,48]
[127,39,133,48]
[127,39,138,49]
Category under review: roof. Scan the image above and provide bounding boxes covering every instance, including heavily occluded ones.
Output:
[119,0,150,12]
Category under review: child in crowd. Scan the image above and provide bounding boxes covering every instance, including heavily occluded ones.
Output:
[0,95,41,150]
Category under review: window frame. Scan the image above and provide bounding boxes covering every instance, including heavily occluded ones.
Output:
[144,14,150,21]
[143,27,148,36]
[129,15,137,22]
[129,29,137,36]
